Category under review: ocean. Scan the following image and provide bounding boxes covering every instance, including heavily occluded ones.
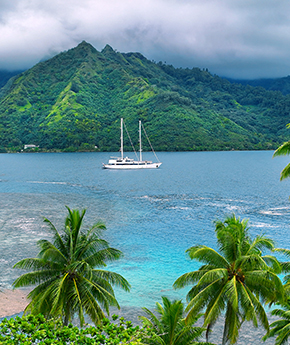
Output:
[1,150,290,344]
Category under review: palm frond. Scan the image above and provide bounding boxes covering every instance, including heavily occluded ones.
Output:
[86,221,107,238]
[37,240,67,263]
[197,268,228,286]
[245,270,284,302]
[92,269,131,292]
[186,245,229,268]
[81,289,105,326]
[12,269,60,288]
[185,278,224,323]
[271,309,290,319]
[238,253,273,272]
[266,320,290,345]
[84,247,123,267]
[274,248,290,258]
[13,258,50,270]
[26,279,62,317]
[141,307,163,330]
[173,269,215,289]
[237,282,257,326]
[26,278,59,300]
[273,141,290,157]
[72,277,85,326]
[75,237,110,261]
[246,235,275,254]
[243,284,269,331]
[82,275,120,314]
[262,255,282,274]
[222,304,240,345]
[50,272,69,314]
[65,206,86,248]
[280,262,290,274]
[43,217,67,255]
[224,276,238,311]
[280,163,290,181]
[283,282,290,297]
[202,282,227,327]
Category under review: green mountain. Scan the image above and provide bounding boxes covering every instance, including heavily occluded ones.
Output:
[1,41,290,152]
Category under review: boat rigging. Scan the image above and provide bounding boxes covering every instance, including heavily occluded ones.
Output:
[102,118,162,169]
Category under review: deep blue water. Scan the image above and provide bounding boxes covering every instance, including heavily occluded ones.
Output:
[1,150,290,313]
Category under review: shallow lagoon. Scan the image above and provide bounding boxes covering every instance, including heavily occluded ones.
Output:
[0,151,290,343]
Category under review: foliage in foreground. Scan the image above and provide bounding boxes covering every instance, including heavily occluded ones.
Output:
[13,207,130,327]
[273,136,290,180]
[262,302,290,345]
[0,313,146,345]
[263,248,290,344]
[173,214,284,344]
[140,296,214,345]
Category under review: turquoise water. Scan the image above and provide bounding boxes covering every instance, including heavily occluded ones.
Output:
[1,151,290,313]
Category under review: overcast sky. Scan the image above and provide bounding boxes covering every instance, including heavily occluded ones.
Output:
[1,0,290,79]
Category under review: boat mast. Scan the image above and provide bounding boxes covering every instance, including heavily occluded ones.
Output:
[121,118,124,160]
[139,120,142,161]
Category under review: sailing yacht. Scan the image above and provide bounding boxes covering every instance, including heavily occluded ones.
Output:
[102,118,162,169]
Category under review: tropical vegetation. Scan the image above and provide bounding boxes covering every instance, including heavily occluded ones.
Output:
[262,247,290,344]
[0,313,146,344]
[12,206,130,327]
[262,301,290,345]
[273,135,290,180]
[140,296,214,345]
[9,208,290,344]
[1,41,290,152]
[229,75,290,96]
[173,214,284,344]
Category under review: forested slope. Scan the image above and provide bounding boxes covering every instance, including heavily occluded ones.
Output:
[228,76,290,95]
[0,41,289,152]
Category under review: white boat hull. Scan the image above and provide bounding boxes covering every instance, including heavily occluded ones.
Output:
[103,162,162,169]
[103,119,162,170]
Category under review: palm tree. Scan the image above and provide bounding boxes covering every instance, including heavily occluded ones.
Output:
[273,140,290,180]
[140,296,214,345]
[173,214,284,345]
[262,300,290,345]
[13,206,130,326]
[262,248,290,344]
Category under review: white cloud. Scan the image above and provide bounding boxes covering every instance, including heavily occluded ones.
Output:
[1,0,290,78]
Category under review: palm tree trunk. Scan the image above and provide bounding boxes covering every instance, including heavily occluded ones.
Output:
[64,314,69,326]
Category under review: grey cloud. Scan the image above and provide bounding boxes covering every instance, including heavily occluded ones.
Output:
[0,0,290,78]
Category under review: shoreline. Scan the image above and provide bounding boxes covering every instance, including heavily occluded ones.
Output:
[0,288,145,324]
[0,289,29,318]
[0,289,276,344]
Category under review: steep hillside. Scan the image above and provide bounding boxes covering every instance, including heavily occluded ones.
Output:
[0,41,290,152]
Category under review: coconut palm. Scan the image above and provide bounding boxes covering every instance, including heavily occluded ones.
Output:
[262,300,290,345]
[13,206,130,326]
[272,247,290,295]
[140,296,214,345]
[273,140,290,180]
[173,214,284,345]
[262,248,290,344]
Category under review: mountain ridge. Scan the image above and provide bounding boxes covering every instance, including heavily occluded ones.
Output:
[226,76,290,96]
[0,41,290,152]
